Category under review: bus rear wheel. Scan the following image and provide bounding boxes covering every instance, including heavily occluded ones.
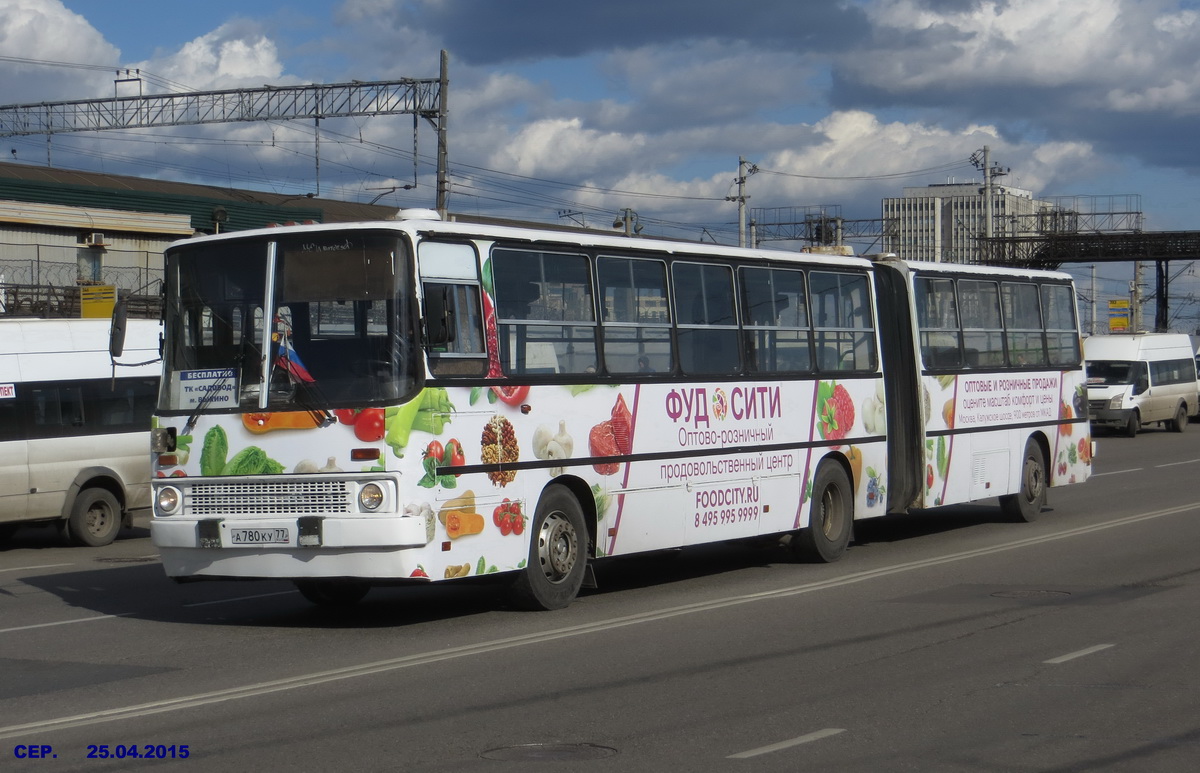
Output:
[793,462,853,563]
[64,488,122,547]
[1000,440,1047,523]
[508,485,588,611]
[295,579,371,607]
[1170,404,1188,433]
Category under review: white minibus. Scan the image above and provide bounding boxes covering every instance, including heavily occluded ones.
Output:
[0,318,160,545]
[1084,333,1199,436]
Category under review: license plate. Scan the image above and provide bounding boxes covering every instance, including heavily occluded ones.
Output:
[228,527,290,546]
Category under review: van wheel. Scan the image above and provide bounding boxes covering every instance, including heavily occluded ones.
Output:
[64,488,122,547]
[1170,404,1188,432]
[792,462,853,563]
[1000,440,1047,523]
[0,523,19,542]
[1124,412,1139,437]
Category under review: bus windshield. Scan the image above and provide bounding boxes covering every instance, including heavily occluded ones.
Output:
[1086,359,1138,385]
[159,231,420,413]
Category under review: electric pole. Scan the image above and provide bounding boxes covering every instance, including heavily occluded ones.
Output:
[727,157,757,248]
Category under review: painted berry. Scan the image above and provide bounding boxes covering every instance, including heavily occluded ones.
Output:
[819,382,856,441]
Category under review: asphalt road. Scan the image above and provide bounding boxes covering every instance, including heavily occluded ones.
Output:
[2,425,1199,772]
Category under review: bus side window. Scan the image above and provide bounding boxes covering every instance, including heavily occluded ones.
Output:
[674,262,739,375]
[424,282,488,377]
[492,248,597,376]
[914,276,962,369]
[739,266,810,373]
[810,270,876,372]
[598,256,672,375]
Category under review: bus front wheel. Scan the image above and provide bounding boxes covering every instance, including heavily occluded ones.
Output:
[508,485,588,611]
[1000,440,1047,523]
[1124,412,1139,437]
[793,462,853,563]
[64,488,122,547]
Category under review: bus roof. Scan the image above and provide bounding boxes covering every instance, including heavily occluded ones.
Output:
[165,216,880,271]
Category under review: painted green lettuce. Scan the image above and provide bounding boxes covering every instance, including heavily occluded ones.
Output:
[200,426,228,477]
[221,446,284,475]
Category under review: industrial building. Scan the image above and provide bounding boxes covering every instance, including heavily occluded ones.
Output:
[0,161,395,318]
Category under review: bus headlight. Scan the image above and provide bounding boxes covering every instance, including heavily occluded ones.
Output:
[359,483,384,511]
[1108,394,1124,409]
[157,486,182,515]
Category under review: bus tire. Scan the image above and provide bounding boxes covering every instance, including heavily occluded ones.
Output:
[1124,412,1139,437]
[0,523,19,542]
[64,488,122,547]
[793,462,853,563]
[508,485,588,611]
[1000,440,1047,523]
[295,579,371,607]
[1170,404,1188,433]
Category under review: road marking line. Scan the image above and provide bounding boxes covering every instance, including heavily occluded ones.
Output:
[183,591,296,607]
[1089,468,1142,477]
[1155,459,1200,468]
[0,563,74,574]
[1044,644,1114,664]
[0,613,135,634]
[1,501,1197,740]
[728,728,845,758]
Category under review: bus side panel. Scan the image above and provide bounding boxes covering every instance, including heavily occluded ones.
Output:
[922,369,1090,505]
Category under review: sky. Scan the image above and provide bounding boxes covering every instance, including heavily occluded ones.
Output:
[3,0,1200,328]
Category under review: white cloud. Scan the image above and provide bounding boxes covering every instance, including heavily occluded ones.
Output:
[0,0,118,101]
[132,22,287,90]
[839,0,1200,116]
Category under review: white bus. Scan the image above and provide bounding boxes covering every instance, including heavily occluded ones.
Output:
[0,317,160,546]
[142,214,1092,607]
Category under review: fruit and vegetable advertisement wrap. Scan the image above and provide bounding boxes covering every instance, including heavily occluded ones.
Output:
[153,372,887,580]
[919,370,1091,507]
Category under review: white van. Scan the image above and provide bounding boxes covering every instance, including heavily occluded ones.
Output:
[0,318,160,545]
[1084,333,1199,436]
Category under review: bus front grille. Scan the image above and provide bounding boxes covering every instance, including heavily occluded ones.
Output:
[185,480,353,516]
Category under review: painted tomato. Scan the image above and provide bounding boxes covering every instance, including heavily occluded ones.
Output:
[333,408,360,425]
[491,385,530,405]
[444,439,465,475]
[353,408,387,442]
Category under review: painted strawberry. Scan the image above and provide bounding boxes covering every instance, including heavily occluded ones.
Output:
[818,381,855,441]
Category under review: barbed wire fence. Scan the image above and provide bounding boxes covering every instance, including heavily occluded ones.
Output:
[0,243,164,318]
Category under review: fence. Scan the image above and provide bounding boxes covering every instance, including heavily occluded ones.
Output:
[1,252,163,319]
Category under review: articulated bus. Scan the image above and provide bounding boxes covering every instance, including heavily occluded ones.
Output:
[1,317,160,545]
[141,213,1092,608]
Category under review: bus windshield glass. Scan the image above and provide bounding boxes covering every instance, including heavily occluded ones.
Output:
[1086,359,1136,385]
[159,231,419,413]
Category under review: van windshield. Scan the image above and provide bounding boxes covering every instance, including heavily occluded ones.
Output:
[1086,360,1137,385]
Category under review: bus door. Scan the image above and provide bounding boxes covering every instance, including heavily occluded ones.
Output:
[871,262,923,512]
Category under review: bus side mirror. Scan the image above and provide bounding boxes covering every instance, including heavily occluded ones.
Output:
[1134,375,1149,395]
[423,285,457,348]
[109,298,128,358]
